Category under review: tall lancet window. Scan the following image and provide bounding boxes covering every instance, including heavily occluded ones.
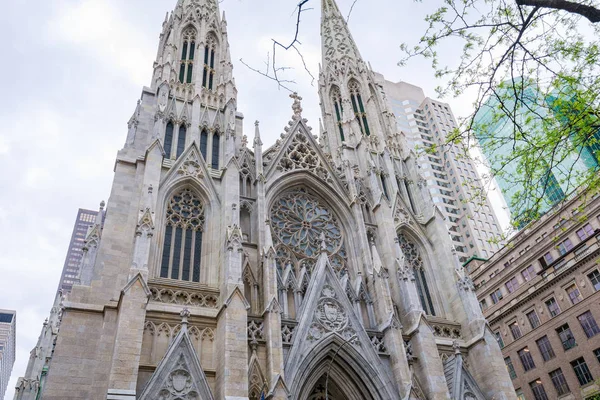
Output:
[178,27,196,84]
[160,188,205,283]
[397,233,435,316]
[211,132,220,169]
[176,125,187,158]
[200,129,208,160]
[348,81,370,136]
[164,121,174,158]
[331,87,345,142]
[202,35,217,90]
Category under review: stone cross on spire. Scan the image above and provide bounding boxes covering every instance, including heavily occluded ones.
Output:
[290,92,303,120]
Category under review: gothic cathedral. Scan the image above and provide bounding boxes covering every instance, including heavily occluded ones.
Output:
[15,0,516,399]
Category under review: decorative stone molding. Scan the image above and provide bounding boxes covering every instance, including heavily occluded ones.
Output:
[281,323,296,344]
[306,285,358,346]
[368,332,387,354]
[431,323,462,339]
[247,319,264,344]
[148,286,219,308]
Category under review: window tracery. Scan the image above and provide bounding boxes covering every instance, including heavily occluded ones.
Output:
[348,81,370,136]
[270,189,348,278]
[202,34,217,90]
[179,27,196,84]
[160,188,205,283]
[331,86,344,142]
[397,232,435,315]
[278,131,333,184]
[164,121,175,158]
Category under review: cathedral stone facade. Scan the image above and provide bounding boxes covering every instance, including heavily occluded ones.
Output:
[14,0,516,399]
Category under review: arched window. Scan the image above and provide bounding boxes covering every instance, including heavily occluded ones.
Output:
[380,174,389,200]
[404,180,416,213]
[211,132,220,169]
[240,206,251,242]
[176,125,187,158]
[164,121,174,158]
[179,27,196,84]
[160,188,205,283]
[348,81,370,136]
[202,35,217,90]
[270,189,348,279]
[200,130,208,160]
[331,87,344,142]
[397,232,435,315]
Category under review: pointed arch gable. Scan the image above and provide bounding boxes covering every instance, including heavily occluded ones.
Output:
[159,142,221,206]
[284,254,399,400]
[263,118,348,195]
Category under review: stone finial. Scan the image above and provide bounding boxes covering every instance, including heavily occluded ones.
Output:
[452,340,461,355]
[320,232,327,252]
[290,92,303,120]
[180,307,191,328]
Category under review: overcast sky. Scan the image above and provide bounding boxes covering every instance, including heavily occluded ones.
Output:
[0,1,509,398]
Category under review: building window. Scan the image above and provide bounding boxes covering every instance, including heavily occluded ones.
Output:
[530,380,549,400]
[588,269,600,291]
[571,357,594,386]
[397,233,435,315]
[202,35,216,90]
[200,130,208,160]
[522,265,536,282]
[211,132,220,169]
[495,331,504,349]
[593,348,600,364]
[543,252,554,265]
[549,368,570,396]
[527,310,541,329]
[566,283,583,304]
[491,288,503,304]
[506,276,519,293]
[557,238,574,255]
[545,297,561,317]
[479,299,488,311]
[505,357,517,380]
[511,322,523,340]
[515,389,526,400]
[578,311,600,338]
[536,336,555,361]
[348,81,370,136]
[160,188,204,283]
[331,87,344,142]
[518,348,536,371]
[176,125,187,158]
[576,223,594,240]
[556,324,576,350]
[164,121,174,158]
[178,27,196,84]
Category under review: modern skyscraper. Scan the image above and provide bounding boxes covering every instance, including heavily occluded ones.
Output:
[0,309,16,399]
[56,207,104,294]
[15,0,516,399]
[473,83,594,227]
[378,77,504,261]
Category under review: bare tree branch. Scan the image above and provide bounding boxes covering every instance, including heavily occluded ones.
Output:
[515,0,600,22]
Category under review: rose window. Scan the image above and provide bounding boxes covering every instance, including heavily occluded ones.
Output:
[270,189,347,276]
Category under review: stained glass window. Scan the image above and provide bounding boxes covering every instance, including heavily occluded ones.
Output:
[179,27,196,84]
[270,189,347,278]
[176,125,186,158]
[202,34,216,90]
[160,188,205,282]
[211,132,220,169]
[349,81,370,136]
[397,232,435,315]
[164,122,174,159]
[331,87,344,142]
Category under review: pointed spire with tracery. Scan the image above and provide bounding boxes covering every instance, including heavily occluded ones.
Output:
[321,0,363,66]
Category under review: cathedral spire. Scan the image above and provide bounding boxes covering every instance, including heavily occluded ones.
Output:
[320,0,363,66]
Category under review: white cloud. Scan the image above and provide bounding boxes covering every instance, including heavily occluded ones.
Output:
[46,0,155,87]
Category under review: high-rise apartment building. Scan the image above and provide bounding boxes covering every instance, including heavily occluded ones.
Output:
[57,206,104,293]
[0,310,16,399]
[467,188,600,399]
[473,84,595,227]
[378,77,504,262]
[14,0,516,399]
